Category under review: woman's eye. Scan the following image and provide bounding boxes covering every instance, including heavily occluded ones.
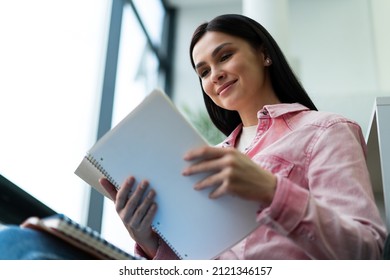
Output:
[220,53,232,62]
[200,69,210,78]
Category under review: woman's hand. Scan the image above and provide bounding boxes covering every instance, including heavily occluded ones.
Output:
[182,146,277,205]
[99,176,159,259]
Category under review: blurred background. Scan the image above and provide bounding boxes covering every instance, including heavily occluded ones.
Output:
[0,0,389,254]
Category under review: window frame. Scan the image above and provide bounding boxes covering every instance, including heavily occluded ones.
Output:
[86,0,175,232]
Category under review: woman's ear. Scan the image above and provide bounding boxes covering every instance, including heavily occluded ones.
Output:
[258,47,272,66]
[264,57,272,66]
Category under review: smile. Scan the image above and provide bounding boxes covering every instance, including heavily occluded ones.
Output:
[217,80,237,96]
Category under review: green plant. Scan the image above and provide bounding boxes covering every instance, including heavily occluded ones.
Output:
[181,105,225,145]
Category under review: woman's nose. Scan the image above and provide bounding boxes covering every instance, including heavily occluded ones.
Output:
[211,68,226,83]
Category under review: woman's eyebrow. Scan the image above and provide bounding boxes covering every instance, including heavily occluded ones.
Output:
[195,42,232,70]
[211,42,232,58]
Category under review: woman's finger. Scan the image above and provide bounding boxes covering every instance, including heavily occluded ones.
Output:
[140,202,157,229]
[182,156,224,176]
[120,180,150,221]
[183,146,228,161]
[115,176,136,210]
[193,170,224,191]
[130,188,156,227]
[99,177,118,201]
[183,148,237,176]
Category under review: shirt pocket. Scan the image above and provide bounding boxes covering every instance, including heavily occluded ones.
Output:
[252,155,294,178]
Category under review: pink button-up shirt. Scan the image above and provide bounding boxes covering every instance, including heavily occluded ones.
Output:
[136,103,387,259]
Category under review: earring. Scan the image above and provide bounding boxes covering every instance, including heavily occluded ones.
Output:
[265,58,272,65]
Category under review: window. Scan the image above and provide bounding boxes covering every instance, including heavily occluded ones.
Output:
[132,0,166,46]
[0,0,111,222]
[98,0,173,253]
[100,3,161,253]
[0,0,173,256]
[111,5,161,125]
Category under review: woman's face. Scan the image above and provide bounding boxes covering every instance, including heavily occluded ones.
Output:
[192,31,273,114]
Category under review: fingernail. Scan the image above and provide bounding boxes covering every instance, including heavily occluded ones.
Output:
[183,153,192,161]
[126,177,135,185]
[139,181,147,189]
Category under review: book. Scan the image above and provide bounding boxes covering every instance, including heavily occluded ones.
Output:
[75,88,259,259]
[22,214,139,260]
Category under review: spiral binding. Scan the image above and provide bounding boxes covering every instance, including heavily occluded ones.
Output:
[152,223,185,259]
[86,154,186,259]
[56,214,136,260]
[86,153,120,189]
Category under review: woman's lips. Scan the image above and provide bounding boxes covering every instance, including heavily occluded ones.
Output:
[217,80,237,96]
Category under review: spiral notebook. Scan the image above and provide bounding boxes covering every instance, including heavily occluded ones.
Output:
[75,89,259,259]
[22,214,138,260]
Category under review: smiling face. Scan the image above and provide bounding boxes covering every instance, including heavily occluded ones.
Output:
[192,31,278,125]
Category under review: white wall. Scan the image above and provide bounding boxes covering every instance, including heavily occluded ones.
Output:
[371,0,390,92]
[288,0,376,133]
[170,0,390,135]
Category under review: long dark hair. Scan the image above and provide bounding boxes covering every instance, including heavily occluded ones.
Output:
[189,14,317,136]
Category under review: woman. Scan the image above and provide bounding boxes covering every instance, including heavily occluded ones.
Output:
[0,14,386,260]
[100,14,387,259]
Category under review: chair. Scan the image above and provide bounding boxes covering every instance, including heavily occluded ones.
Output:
[0,174,56,225]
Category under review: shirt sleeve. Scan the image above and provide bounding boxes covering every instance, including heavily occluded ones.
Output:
[257,120,387,259]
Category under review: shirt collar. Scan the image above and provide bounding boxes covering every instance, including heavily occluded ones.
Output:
[258,103,310,119]
[221,103,310,148]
